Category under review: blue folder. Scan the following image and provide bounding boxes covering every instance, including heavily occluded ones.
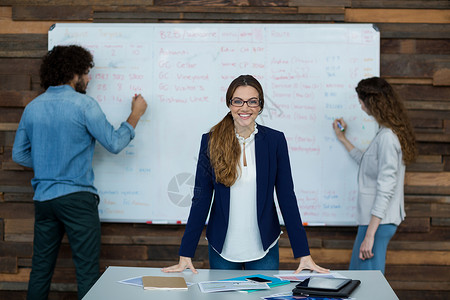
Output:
[222,274,291,293]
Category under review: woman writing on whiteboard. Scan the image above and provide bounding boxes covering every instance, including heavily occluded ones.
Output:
[163,75,328,274]
[332,77,416,274]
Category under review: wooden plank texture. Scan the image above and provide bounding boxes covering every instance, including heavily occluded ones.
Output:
[376,23,450,39]
[0,123,19,131]
[0,58,41,76]
[390,280,450,291]
[0,257,17,274]
[351,1,450,9]
[289,0,350,7]
[0,91,39,107]
[382,39,450,55]
[0,75,31,91]
[3,192,33,202]
[0,268,30,282]
[388,241,449,251]
[381,54,450,78]
[0,132,17,147]
[12,6,93,21]
[93,5,297,13]
[0,108,24,123]
[386,250,450,265]
[434,68,450,86]
[405,195,450,204]
[0,2,448,300]
[405,100,450,111]
[100,245,148,260]
[0,202,34,219]
[397,217,430,232]
[93,11,344,21]
[432,218,450,226]
[0,242,33,257]
[406,162,443,172]
[2,0,154,4]
[416,132,450,143]
[393,85,450,101]
[411,118,443,129]
[345,9,450,23]
[387,265,450,282]
[297,6,345,14]
[154,0,252,6]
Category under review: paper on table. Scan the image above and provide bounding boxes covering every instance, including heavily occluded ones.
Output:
[198,280,270,293]
[273,272,347,282]
[118,276,195,288]
[118,276,143,287]
[222,274,290,293]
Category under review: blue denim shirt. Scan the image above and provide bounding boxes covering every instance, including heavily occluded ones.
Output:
[12,85,135,201]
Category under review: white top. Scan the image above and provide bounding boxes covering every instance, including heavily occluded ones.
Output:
[349,126,406,226]
[219,125,276,262]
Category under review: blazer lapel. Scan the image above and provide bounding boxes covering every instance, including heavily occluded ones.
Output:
[255,126,269,218]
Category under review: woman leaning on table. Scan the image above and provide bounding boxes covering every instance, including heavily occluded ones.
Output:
[332,77,416,274]
[163,75,328,274]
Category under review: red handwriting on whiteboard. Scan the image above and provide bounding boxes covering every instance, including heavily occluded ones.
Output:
[159,30,182,40]
[176,62,196,69]
[95,73,108,80]
[271,30,290,38]
[129,74,144,80]
[96,84,107,91]
[220,46,235,53]
[129,85,142,92]
[113,74,124,80]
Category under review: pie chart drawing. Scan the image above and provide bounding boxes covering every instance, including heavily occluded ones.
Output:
[167,173,195,207]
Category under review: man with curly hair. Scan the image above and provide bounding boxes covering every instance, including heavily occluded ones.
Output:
[12,45,148,300]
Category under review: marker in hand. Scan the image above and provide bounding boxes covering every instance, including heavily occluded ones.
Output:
[337,121,345,132]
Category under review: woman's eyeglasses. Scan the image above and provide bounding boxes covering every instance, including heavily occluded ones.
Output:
[230,97,260,107]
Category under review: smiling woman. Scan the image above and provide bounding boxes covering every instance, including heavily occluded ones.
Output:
[162,74,329,275]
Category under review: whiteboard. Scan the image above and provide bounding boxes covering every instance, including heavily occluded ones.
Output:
[49,23,379,225]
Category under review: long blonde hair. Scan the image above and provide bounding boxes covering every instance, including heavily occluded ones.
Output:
[209,75,265,186]
[356,77,416,164]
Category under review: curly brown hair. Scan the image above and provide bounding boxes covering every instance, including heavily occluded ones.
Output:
[40,45,94,89]
[209,75,265,187]
[356,77,416,164]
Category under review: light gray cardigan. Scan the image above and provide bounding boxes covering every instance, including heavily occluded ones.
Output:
[349,126,406,226]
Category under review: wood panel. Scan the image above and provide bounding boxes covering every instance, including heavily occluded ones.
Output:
[351,1,450,9]
[12,5,93,21]
[376,23,450,39]
[0,91,39,107]
[0,257,17,274]
[381,54,450,78]
[94,4,298,13]
[345,8,450,23]
[0,1,448,300]
[93,11,344,22]
[289,0,350,6]
[405,172,450,187]
[1,0,155,4]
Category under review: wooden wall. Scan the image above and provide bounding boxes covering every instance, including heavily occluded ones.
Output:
[0,1,449,299]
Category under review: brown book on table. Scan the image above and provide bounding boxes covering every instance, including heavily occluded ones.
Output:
[142,276,188,290]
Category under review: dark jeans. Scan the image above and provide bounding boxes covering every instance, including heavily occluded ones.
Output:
[27,192,101,300]
[208,242,280,270]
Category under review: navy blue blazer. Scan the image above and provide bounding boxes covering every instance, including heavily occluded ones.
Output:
[179,125,310,259]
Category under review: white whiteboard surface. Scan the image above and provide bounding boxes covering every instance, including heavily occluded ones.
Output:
[49,23,379,225]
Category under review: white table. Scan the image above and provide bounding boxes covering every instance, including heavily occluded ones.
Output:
[83,266,399,300]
